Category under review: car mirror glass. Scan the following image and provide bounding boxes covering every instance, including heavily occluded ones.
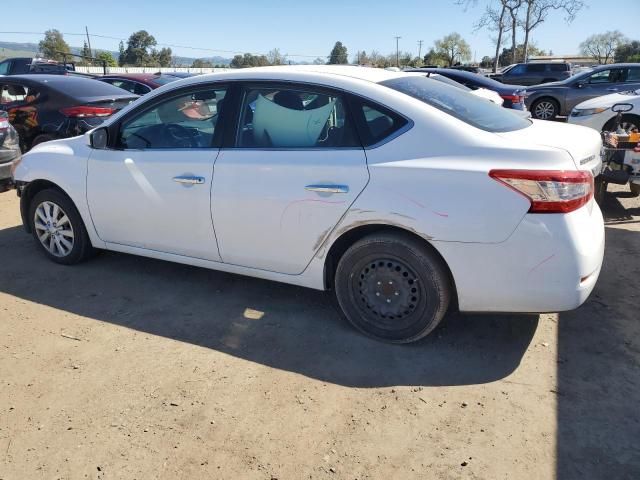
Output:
[90,127,108,149]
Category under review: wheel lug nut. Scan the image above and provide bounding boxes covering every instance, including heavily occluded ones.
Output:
[375,292,380,296]
[388,281,393,285]
[377,281,381,285]
[394,292,399,296]
[386,299,391,303]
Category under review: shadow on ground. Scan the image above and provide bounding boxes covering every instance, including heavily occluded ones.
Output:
[0,225,537,388]
[556,221,640,478]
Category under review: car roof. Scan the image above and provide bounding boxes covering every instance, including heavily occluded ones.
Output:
[172,65,407,89]
[101,73,161,81]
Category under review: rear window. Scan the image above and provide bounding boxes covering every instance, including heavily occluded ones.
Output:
[44,77,138,100]
[526,64,545,73]
[381,76,530,133]
[152,75,180,86]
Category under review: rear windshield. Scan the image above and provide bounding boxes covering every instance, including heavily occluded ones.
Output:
[43,77,138,100]
[152,75,181,86]
[380,76,531,133]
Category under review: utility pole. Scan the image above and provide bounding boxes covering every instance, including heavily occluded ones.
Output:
[394,36,401,68]
[417,40,424,62]
[85,26,93,59]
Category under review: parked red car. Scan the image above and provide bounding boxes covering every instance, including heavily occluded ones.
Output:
[97,73,181,95]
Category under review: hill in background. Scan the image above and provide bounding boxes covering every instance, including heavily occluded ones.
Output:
[0,40,231,66]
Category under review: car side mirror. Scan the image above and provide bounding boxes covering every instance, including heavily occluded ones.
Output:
[90,127,108,149]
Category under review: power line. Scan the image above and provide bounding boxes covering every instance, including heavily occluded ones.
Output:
[0,30,329,59]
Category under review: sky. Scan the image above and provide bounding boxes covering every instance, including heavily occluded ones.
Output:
[1,0,639,61]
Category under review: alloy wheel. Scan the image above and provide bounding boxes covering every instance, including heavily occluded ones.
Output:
[33,201,75,257]
[534,101,556,120]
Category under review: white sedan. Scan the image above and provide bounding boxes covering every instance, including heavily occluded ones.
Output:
[12,66,605,343]
[568,88,640,132]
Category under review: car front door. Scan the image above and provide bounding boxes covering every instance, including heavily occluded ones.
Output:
[87,85,228,261]
[566,68,627,112]
[211,82,369,275]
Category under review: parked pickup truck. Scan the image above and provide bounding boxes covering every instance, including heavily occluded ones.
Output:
[0,57,76,76]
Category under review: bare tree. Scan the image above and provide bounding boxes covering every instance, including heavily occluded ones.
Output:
[580,31,627,64]
[505,0,522,64]
[520,0,584,62]
[474,2,508,72]
[267,48,286,65]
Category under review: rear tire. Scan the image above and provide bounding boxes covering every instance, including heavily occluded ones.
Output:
[334,232,451,343]
[630,183,640,197]
[28,188,95,265]
[603,114,640,133]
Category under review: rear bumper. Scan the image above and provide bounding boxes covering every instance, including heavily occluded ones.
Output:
[434,200,605,312]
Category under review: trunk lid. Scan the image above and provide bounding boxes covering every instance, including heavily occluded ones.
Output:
[497,119,602,176]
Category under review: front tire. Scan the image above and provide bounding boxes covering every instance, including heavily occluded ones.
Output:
[28,188,94,265]
[630,182,640,197]
[334,232,451,343]
[531,98,559,120]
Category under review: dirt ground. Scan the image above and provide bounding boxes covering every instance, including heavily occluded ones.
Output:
[0,185,638,480]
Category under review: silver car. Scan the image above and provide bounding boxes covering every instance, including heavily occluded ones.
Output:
[526,63,640,120]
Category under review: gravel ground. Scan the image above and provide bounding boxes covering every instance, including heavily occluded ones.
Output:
[0,185,638,480]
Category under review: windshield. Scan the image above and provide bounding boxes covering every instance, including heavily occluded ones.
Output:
[381,76,531,133]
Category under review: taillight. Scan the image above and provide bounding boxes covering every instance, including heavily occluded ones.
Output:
[500,94,524,104]
[0,119,8,131]
[59,106,115,118]
[489,169,594,213]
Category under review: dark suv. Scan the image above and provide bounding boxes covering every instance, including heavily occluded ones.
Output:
[494,62,572,86]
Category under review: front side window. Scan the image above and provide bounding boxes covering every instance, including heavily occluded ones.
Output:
[0,61,9,75]
[381,76,530,133]
[119,87,226,149]
[508,65,527,75]
[236,86,359,148]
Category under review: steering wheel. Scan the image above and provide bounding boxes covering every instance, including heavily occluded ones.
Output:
[165,124,198,148]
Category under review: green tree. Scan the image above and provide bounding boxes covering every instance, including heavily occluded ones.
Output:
[79,41,92,65]
[192,59,214,68]
[118,41,125,66]
[423,48,447,67]
[328,41,348,64]
[498,43,544,66]
[95,51,117,67]
[38,29,71,61]
[433,33,471,66]
[122,30,157,66]
[615,40,640,63]
[580,31,627,64]
[230,53,269,68]
[152,47,172,67]
[480,55,494,68]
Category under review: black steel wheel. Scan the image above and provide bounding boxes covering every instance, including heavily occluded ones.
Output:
[335,232,451,343]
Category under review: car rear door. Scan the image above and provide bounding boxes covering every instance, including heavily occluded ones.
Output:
[211,82,369,275]
[87,84,228,261]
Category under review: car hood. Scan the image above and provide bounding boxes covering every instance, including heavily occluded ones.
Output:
[575,90,640,110]
[496,119,602,175]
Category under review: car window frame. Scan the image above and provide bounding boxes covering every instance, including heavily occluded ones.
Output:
[105,82,234,151]
[230,80,364,151]
[624,67,640,83]
[346,95,412,149]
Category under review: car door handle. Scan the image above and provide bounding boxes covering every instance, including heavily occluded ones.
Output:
[305,184,349,194]
[173,175,205,185]
[606,88,618,92]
